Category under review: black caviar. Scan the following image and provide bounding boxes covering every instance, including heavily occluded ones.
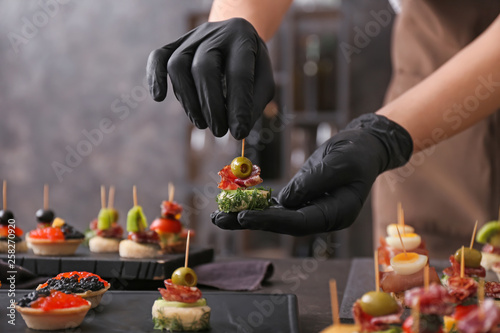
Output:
[60,223,84,239]
[0,236,22,243]
[45,275,105,293]
[17,287,51,307]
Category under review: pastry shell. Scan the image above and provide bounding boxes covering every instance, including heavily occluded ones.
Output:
[16,301,91,330]
[26,236,83,256]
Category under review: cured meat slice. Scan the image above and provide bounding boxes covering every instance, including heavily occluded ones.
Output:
[380,267,440,293]
[158,279,202,303]
[447,276,477,302]
[218,164,263,190]
[404,284,454,315]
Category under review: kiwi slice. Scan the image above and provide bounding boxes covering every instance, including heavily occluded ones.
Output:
[476,221,500,244]
[97,208,113,230]
[126,206,147,232]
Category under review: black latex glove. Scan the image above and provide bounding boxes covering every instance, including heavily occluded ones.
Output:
[211,114,413,236]
[147,18,275,139]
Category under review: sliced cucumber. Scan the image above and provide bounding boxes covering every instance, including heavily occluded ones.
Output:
[155,298,207,308]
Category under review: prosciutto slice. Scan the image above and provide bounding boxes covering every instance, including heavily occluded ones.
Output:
[218,165,263,190]
[443,255,486,278]
[380,267,440,293]
[352,301,402,332]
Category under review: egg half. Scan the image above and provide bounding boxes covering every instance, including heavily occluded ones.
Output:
[385,233,421,250]
[386,224,414,237]
[390,252,428,275]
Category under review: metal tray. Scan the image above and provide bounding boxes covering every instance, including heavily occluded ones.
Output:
[0,246,214,281]
[1,290,299,333]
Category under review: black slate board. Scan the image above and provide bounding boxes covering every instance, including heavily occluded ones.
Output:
[0,290,299,333]
[0,246,214,281]
[339,258,451,320]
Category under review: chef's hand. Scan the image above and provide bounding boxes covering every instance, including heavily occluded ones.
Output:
[211,114,413,236]
[147,18,275,140]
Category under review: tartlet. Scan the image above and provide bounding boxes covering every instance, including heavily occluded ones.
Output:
[16,289,91,330]
[27,218,84,256]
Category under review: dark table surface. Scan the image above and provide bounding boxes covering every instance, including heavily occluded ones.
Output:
[246,258,352,333]
[1,256,352,333]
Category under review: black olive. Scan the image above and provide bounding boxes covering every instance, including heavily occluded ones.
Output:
[0,210,14,225]
[36,209,55,223]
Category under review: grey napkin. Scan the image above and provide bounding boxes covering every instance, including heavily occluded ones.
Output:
[195,260,274,291]
[0,260,48,289]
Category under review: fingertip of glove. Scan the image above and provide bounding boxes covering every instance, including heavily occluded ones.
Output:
[151,88,166,102]
[278,186,297,208]
[230,126,249,141]
[237,210,259,229]
[212,126,229,138]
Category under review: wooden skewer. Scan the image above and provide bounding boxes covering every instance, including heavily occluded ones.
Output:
[241,138,245,157]
[108,186,115,209]
[412,300,420,333]
[329,279,340,326]
[100,185,106,210]
[168,182,175,203]
[133,185,138,207]
[470,220,478,249]
[184,230,191,268]
[397,202,406,236]
[424,265,429,291]
[396,225,407,257]
[374,250,380,292]
[478,279,485,304]
[2,180,6,210]
[43,184,49,210]
[460,245,465,278]
[478,279,485,320]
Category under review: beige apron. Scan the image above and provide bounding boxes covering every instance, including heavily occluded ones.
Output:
[372,0,500,258]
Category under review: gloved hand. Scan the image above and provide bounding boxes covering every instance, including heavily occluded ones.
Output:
[211,114,413,236]
[147,18,275,139]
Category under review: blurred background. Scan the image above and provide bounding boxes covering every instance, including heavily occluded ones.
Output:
[0,0,394,258]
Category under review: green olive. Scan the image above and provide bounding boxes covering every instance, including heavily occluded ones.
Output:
[230,157,253,179]
[359,291,399,317]
[454,247,482,268]
[171,267,198,287]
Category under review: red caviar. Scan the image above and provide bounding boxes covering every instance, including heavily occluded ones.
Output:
[30,290,89,311]
[29,227,64,241]
[0,225,23,237]
[39,271,109,288]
